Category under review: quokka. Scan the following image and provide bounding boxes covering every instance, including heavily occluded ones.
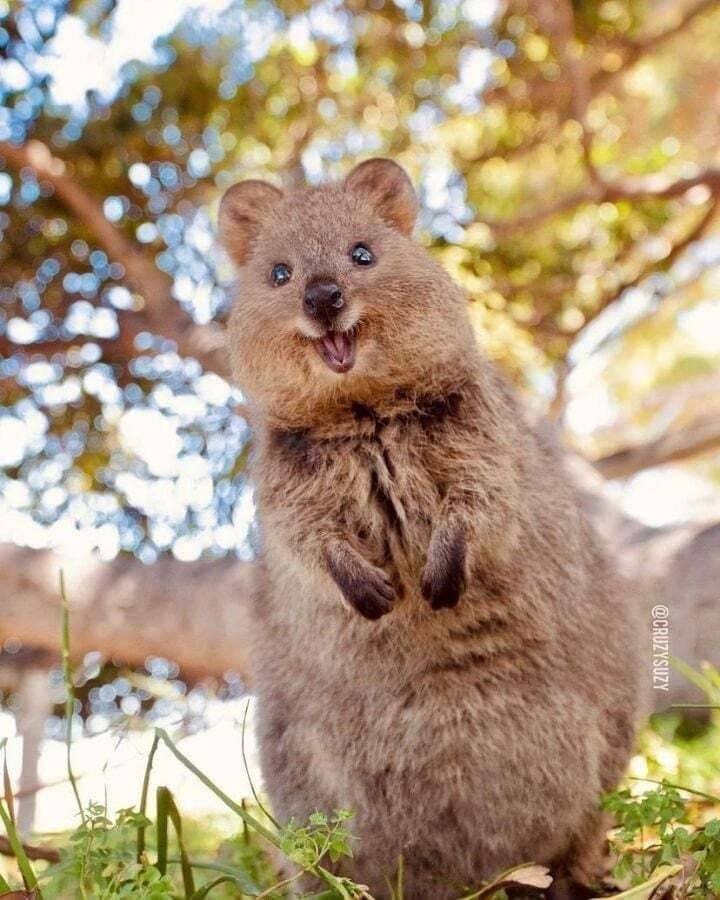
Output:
[219,158,643,899]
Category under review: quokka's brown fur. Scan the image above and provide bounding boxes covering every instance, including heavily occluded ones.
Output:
[219,159,644,899]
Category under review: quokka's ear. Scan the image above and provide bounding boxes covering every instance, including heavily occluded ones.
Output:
[218,180,283,265]
[344,158,418,236]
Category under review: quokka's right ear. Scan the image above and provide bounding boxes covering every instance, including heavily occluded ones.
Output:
[218,180,283,265]
[344,158,418,236]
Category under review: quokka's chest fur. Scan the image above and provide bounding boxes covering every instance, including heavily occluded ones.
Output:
[259,391,467,587]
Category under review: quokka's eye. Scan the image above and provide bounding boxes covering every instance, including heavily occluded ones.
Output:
[271,263,292,286]
[351,244,374,266]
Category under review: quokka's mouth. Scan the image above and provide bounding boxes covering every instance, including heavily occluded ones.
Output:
[312,328,357,374]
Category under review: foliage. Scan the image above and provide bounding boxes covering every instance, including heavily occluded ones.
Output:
[280,809,355,870]
[0,600,542,897]
[4,662,720,899]
[602,784,720,898]
[0,602,369,898]
[1,2,720,893]
[43,804,176,899]
[0,786,555,899]
[0,726,369,899]
[1,0,719,571]
[597,667,720,897]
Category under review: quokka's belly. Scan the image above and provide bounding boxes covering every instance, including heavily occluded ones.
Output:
[256,572,620,893]
[258,639,602,853]
[260,663,605,899]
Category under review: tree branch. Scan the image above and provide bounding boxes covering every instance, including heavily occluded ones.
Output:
[0,140,170,310]
[593,413,720,479]
[542,197,718,419]
[477,0,720,245]
[488,0,717,112]
[0,321,146,372]
[542,0,603,185]
[0,834,60,864]
[607,374,720,431]
[0,140,231,378]
[531,196,719,343]
[0,312,232,384]
[4,461,720,715]
[601,198,717,311]
[0,544,254,682]
[590,0,719,94]
[488,166,720,238]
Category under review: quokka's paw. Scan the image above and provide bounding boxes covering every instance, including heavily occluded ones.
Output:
[342,564,396,620]
[421,560,464,610]
[327,542,396,620]
[421,524,466,610]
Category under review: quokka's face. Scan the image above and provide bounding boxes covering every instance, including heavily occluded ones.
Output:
[220,159,470,417]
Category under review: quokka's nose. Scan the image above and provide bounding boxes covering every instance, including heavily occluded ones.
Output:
[304,279,344,322]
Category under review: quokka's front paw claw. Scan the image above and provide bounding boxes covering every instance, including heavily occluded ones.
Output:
[421,564,464,610]
[346,566,395,620]
[421,524,466,610]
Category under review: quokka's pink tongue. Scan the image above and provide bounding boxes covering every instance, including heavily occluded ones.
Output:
[323,332,350,363]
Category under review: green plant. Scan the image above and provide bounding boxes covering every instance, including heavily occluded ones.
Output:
[596,662,720,897]
[43,803,175,899]
[1,738,42,898]
[602,784,688,883]
[602,780,720,897]
[2,581,720,899]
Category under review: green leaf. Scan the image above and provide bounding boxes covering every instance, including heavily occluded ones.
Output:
[155,786,195,897]
[0,801,41,897]
[189,875,242,899]
[153,730,278,846]
[2,753,15,828]
[137,732,160,862]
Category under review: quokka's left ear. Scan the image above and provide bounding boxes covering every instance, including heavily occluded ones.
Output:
[344,158,418,236]
[218,179,283,266]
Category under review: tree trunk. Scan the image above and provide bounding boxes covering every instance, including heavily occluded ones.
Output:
[15,667,54,834]
[569,455,720,711]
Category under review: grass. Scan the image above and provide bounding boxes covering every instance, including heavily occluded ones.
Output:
[1,580,720,898]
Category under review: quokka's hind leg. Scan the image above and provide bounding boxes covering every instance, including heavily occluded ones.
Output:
[255,706,339,822]
[547,810,614,900]
[254,710,351,893]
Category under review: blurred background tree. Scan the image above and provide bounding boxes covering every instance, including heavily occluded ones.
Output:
[1,0,719,831]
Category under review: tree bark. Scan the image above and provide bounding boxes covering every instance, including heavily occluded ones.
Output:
[0,545,254,682]
[568,455,720,711]
[622,519,720,710]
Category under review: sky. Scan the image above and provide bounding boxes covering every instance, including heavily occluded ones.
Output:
[40,0,235,111]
